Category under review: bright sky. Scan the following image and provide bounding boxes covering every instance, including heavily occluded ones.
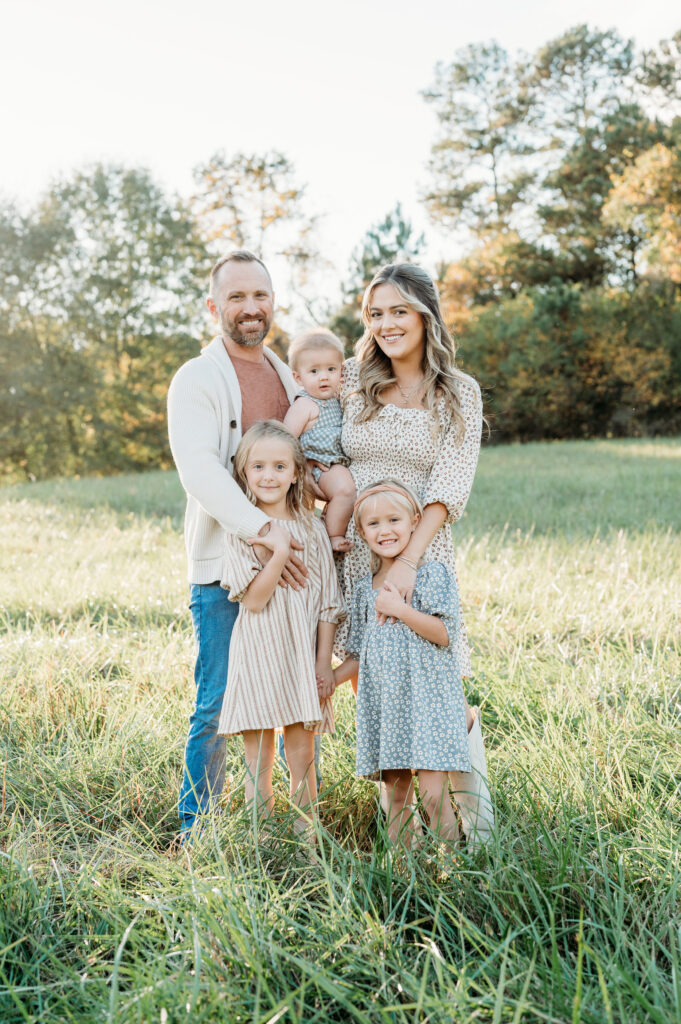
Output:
[2,0,678,310]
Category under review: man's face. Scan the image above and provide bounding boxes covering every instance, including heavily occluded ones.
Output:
[208,261,274,347]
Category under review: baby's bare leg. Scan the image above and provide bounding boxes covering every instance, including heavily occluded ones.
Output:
[317,464,356,551]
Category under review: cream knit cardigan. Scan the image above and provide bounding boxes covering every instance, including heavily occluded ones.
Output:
[167,335,300,584]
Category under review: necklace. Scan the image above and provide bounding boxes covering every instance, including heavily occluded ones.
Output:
[395,377,425,405]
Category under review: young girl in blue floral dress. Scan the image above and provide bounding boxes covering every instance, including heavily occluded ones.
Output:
[332,478,470,844]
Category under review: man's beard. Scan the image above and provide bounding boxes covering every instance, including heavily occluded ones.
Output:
[220,313,270,348]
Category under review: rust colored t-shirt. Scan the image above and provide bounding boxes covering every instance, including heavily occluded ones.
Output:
[231,353,291,433]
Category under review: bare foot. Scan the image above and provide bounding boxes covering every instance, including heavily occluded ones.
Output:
[330,536,353,552]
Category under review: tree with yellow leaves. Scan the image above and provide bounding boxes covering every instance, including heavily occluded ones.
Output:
[603,143,681,283]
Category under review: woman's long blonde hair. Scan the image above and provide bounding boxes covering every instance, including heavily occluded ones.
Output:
[233,420,314,517]
[354,263,467,440]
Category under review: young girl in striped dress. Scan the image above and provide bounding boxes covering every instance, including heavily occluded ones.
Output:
[216,420,345,839]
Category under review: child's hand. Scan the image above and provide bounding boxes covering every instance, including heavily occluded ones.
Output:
[247,522,291,557]
[374,581,406,622]
[316,665,336,700]
[305,462,327,501]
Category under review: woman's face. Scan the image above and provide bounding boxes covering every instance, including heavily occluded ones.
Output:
[367,283,425,364]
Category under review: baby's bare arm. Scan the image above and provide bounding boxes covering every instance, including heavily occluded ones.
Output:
[283,396,319,438]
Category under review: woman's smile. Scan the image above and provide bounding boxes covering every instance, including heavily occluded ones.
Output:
[368,283,425,363]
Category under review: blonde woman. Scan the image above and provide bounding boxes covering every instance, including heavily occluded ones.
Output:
[331,263,493,846]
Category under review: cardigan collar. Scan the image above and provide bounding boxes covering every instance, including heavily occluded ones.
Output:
[200,334,299,403]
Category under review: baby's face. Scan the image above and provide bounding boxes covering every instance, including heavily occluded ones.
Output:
[293,347,343,400]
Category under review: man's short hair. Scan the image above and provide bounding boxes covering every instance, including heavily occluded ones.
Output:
[209,250,273,300]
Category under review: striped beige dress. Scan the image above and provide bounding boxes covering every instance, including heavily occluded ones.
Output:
[217,514,345,737]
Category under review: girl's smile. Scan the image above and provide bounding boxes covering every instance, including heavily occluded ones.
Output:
[358,493,418,561]
[244,437,297,514]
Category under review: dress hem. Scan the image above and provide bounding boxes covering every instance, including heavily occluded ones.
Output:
[218,713,331,738]
[357,761,472,781]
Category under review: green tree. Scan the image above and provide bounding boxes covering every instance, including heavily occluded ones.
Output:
[329,204,425,351]
[639,29,681,113]
[456,283,681,440]
[0,198,95,480]
[51,165,210,472]
[531,26,661,285]
[422,42,536,236]
[426,26,666,301]
[604,142,681,284]
[193,150,323,319]
[0,165,210,480]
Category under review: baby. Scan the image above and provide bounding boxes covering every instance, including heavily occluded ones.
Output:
[284,328,356,552]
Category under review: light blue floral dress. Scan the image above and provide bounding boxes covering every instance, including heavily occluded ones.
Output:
[347,562,471,780]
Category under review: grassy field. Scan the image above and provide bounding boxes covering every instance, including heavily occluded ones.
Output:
[1,437,680,1023]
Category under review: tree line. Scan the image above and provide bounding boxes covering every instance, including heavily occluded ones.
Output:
[1,25,680,481]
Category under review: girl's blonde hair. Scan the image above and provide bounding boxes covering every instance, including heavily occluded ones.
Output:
[354,263,467,441]
[233,420,314,516]
[288,328,345,372]
[354,478,423,572]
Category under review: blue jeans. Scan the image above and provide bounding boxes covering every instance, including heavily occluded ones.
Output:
[179,583,238,833]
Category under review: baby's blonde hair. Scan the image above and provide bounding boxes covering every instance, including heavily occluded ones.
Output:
[233,420,314,516]
[354,478,423,571]
[288,328,345,372]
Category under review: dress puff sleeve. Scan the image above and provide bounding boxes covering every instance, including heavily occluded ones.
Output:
[311,519,347,624]
[345,575,371,658]
[414,562,461,650]
[220,534,262,603]
[423,375,483,525]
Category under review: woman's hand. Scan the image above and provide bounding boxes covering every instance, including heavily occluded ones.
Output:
[250,522,308,590]
[377,560,417,623]
[374,581,407,622]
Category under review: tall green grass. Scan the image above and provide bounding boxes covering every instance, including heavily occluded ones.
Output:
[1,437,680,1022]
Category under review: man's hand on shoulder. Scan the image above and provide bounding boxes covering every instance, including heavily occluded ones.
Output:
[251,522,308,590]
